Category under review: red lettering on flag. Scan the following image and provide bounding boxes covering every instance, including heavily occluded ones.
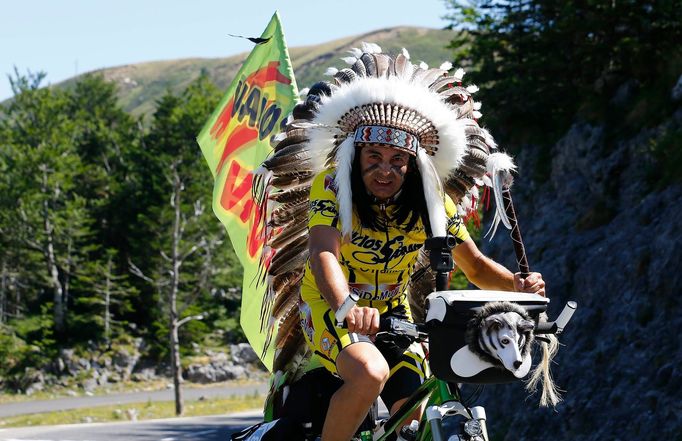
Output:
[220,161,253,211]
[247,201,266,259]
[248,61,292,89]
[209,99,234,141]
[220,160,265,260]
[215,125,258,175]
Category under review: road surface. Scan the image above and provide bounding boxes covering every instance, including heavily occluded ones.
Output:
[0,383,268,418]
[0,411,262,441]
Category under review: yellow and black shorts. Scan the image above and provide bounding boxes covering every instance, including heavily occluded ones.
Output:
[299,295,428,410]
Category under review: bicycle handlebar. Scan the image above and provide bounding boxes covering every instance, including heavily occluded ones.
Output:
[374,300,577,341]
[534,300,577,334]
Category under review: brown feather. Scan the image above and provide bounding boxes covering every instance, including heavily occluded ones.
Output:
[406,249,434,323]
[269,223,307,249]
[269,235,309,275]
[273,134,309,152]
[268,186,311,205]
[430,76,459,93]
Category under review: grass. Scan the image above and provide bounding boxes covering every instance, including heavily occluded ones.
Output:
[0,393,264,428]
[0,377,267,405]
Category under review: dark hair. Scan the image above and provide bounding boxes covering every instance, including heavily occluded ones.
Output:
[350,148,431,235]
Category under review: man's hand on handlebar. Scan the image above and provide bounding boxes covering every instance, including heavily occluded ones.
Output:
[345,305,380,335]
[513,272,546,297]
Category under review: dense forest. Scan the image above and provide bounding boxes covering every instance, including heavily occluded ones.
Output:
[0,72,244,389]
[1,0,680,411]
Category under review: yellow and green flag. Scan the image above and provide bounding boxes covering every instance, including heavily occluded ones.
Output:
[197,12,298,371]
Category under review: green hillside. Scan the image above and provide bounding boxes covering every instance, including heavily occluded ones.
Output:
[63,26,455,119]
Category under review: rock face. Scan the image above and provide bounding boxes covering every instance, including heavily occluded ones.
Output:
[472,112,682,440]
[185,347,260,384]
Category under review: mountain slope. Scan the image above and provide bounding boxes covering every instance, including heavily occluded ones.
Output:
[70,26,456,119]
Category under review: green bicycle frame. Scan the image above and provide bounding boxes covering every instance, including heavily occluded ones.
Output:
[373,376,463,441]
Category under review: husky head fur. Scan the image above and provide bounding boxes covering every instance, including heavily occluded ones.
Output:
[466,301,535,376]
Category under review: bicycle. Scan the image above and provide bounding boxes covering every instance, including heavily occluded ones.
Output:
[231,235,576,441]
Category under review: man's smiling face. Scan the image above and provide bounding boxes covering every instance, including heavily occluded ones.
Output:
[359,144,410,202]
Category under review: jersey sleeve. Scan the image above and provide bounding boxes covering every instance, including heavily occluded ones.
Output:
[308,170,341,230]
[444,195,470,243]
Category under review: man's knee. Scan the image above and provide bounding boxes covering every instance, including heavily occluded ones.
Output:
[337,343,389,396]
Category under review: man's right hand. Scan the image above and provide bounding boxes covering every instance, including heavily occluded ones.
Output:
[345,305,380,335]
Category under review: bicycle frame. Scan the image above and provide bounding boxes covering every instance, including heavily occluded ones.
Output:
[371,375,487,441]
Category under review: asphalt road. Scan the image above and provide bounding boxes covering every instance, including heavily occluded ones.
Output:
[0,383,269,418]
[0,411,262,441]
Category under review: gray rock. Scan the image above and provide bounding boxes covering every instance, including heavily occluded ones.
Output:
[672,74,682,101]
[131,367,157,382]
[112,347,140,380]
[477,112,682,441]
[81,376,99,393]
[230,343,259,364]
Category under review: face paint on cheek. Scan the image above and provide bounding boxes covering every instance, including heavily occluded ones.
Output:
[362,164,380,177]
[391,165,406,177]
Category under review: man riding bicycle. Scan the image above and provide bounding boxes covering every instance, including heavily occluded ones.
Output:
[297,48,546,441]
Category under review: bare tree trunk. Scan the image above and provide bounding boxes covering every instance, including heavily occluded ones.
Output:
[40,166,64,333]
[104,256,112,344]
[170,162,184,416]
[170,322,183,416]
[64,236,73,315]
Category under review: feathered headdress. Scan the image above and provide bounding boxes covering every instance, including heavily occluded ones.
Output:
[255,43,517,375]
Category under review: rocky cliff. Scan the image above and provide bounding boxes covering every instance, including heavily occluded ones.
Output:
[474,102,682,439]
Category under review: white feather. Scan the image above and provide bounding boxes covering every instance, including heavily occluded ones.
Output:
[439,61,453,71]
[417,149,447,236]
[401,48,410,59]
[484,210,503,240]
[361,42,382,54]
[473,111,483,119]
[272,132,287,143]
[334,137,356,238]
[341,56,357,65]
[419,61,429,70]
[348,48,363,58]
[298,88,310,99]
[486,152,516,235]
[324,67,339,76]
[466,85,479,94]
[453,68,465,82]
[486,152,516,176]
[473,102,482,111]
[480,127,498,151]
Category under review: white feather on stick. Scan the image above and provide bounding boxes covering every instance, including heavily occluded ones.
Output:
[324,67,339,76]
[485,152,516,239]
[453,68,466,82]
[401,48,410,59]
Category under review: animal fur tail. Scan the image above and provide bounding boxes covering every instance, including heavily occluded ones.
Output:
[526,328,562,407]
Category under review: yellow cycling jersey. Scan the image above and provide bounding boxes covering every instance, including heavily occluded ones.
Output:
[300,168,470,306]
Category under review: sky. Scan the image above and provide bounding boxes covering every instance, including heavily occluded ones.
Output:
[0,0,453,101]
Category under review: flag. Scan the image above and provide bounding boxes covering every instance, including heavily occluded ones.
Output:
[197,12,298,371]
